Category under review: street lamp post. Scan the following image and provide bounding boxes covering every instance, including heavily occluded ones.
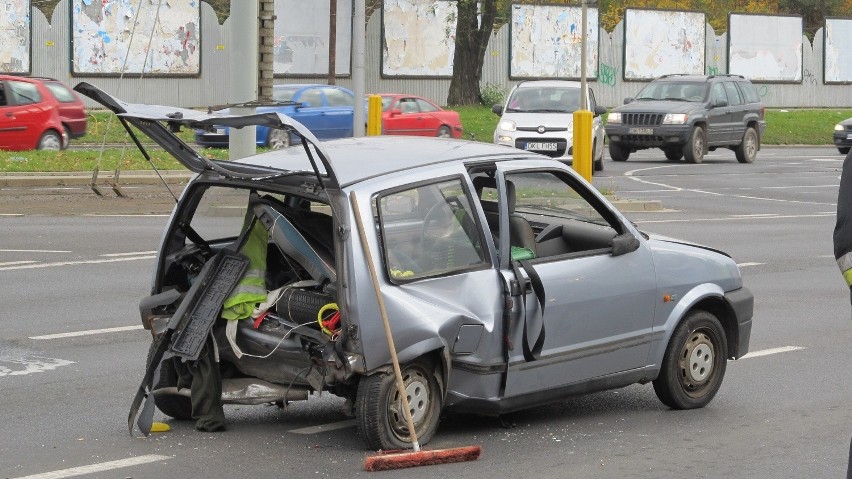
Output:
[572,0,592,181]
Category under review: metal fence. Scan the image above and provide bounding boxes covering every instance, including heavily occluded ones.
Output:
[28,1,852,109]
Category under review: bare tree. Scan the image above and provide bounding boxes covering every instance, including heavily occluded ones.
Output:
[446,0,498,105]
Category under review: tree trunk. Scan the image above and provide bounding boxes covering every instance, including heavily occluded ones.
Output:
[447,0,497,105]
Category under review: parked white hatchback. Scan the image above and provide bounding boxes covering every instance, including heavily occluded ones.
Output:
[492,80,608,172]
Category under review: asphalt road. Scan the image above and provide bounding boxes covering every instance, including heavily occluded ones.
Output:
[1,146,850,478]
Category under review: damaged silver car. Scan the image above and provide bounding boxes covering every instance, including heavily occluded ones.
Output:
[76,83,753,451]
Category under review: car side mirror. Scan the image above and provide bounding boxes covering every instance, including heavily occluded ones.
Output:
[714,99,728,107]
[611,233,640,257]
[623,97,633,104]
[492,104,503,115]
[594,105,607,117]
[389,108,401,117]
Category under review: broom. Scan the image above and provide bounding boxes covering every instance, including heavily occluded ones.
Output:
[349,192,482,472]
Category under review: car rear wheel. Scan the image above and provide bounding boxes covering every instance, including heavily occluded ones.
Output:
[355,358,442,451]
[146,341,193,420]
[37,131,63,151]
[839,147,850,155]
[609,142,630,162]
[664,148,683,161]
[683,126,706,163]
[735,127,758,163]
[653,310,727,410]
[437,126,452,138]
[266,129,291,150]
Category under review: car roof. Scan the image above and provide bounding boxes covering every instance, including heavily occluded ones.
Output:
[237,136,528,187]
[516,80,582,89]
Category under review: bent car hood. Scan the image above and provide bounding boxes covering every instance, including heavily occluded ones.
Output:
[645,232,730,258]
[73,82,338,188]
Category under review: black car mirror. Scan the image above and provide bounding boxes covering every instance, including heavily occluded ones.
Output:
[492,104,503,115]
[623,97,633,104]
[611,233,640,257]
[713,99,728,108]
[594,105,607,116]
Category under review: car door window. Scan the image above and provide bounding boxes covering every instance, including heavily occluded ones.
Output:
[737,81,759,104]
[8,81,41,105]
[710,83,727,105]
[415,99,438,112]
[0,83,7,106]
[298,89,323,107]
[723,82,743,106]
[44,83,76,103]
[399,99,418,114]
[324,88,353,107]
[378,178,488,282]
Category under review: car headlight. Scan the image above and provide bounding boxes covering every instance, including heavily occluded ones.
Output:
[499,120,516,132]
[607,112,621,124]
[836,124,846,131]
[663,113,688,124]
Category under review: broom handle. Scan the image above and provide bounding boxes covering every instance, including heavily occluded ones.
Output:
[350,192,421,452]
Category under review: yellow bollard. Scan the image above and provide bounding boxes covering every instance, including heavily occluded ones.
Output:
[367,95,382,136]
[572,109,593,182]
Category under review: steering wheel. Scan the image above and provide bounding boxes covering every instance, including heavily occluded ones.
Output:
[421,203,454,240]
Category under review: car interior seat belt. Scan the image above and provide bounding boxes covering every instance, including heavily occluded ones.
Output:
[510,259,546,362]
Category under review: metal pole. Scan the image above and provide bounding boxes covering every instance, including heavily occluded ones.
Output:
[572,0,592,181]
[328,0,337,85]
[352,0,366,137]
[229,1,259,160]
[580,0,587,111]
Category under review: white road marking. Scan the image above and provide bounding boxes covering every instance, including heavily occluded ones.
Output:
[10,455,171,479]
[0,255,154,271]
[810,158,844,162]
[0,213,23,216]
[0,261,38,267]
[29,325,144,340]
[0,356,76,377]
[736,262,764,267]
[100,251,157,257]
[289,419,356,435]
[635,212,834,224]
[0,249,72,253]
[83,214,170,217]
[730,214,778,217]
[740,346,805,359]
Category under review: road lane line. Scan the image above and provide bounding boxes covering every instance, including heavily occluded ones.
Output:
[0,357,76,377]
[10,455,171,479]
[100,251,157,257]
[0,255,154,271]
[736,262,764,267]
[0,249,72,253]
[289,419,356,435]
[30,325,144,340]
[740,346,805,359]
[730,214,779,217]
[83,214,170,217]
[635,213,834,224]
[0,261,38,267]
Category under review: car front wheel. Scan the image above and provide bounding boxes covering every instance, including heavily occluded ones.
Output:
[653,310,727,410]
[437,126,452,138]
[37,131,63,151]
[266,129,291,150]
[609,142,630,162]
[355,359,442,451]
[683,126,706,163]
[735,127,758,163]
[840,147,850,155]
[664,148,683,161]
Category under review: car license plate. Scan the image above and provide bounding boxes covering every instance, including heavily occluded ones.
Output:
[525,142,557,151]
[628,128,653,135]
[216,128,226,135]
[847,133,852,140]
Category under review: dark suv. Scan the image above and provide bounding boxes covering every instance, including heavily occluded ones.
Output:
[604,74,766,164]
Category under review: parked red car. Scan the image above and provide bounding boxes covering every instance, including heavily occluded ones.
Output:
[378,94,463,138]
[0,76,87,151]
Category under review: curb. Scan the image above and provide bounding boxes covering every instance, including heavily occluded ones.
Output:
[0,170,193,188]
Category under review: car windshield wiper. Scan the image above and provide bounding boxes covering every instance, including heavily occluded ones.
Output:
[505,107,523,112]
[663,97,688,101]
[530,109,567,113]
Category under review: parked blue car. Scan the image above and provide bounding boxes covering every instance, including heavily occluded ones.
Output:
[195,84,355,149]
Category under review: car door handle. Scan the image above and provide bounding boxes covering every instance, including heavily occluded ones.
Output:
[4,112,12,117]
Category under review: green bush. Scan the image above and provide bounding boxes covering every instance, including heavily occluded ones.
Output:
[480,83,506,107]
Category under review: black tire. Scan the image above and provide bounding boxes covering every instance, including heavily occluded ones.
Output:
[840,147,850,155]
[266,129,290,150]
[37,130,63,151]
[593,141,604,172]
[664,148,683,161]
[683,126,706,163]
[735,127,758,163]
[653,310,727,410]
[609,141,630,162]
[355,359,442,451]
[146,340,193,420]
[437,126,452,138]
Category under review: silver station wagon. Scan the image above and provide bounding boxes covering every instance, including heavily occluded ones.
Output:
[77,83,753,451]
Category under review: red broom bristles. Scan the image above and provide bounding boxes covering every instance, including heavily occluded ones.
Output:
[364,445,482,471]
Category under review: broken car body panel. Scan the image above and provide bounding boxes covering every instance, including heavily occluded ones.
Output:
[77,83,753,450]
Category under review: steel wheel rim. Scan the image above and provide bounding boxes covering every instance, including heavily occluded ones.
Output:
[437,127,451,138]
[745,131,757,159]
[40,134,61,150]
[678,329,715,397]
[387,368,431,439]
[268,130,289,149]
[693,133,704,158]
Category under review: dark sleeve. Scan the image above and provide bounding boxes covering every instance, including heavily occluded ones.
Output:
[834,150,852,260]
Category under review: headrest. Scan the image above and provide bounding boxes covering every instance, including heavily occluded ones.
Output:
[472,176,515,214]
